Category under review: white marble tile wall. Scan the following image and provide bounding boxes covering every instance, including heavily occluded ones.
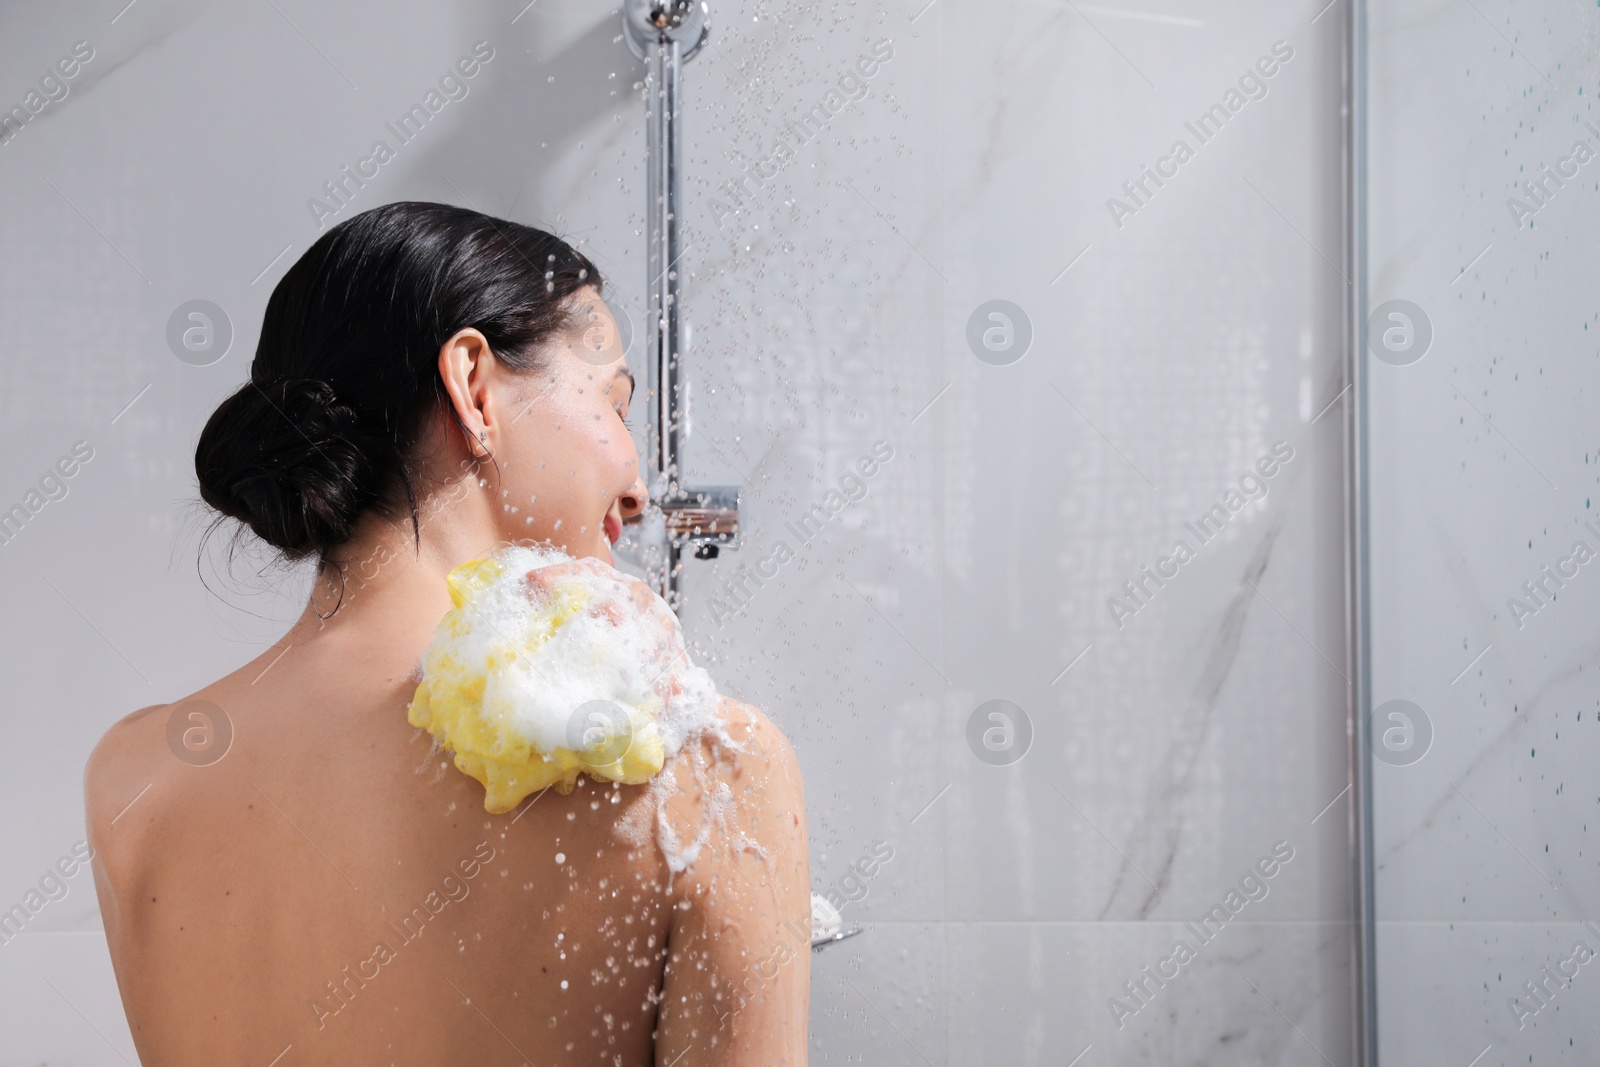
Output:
[0,0,1354,1062]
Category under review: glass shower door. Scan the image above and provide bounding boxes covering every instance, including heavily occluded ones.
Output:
[1362,1,1600,1062]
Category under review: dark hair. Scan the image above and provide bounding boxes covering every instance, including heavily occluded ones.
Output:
[195,201,604,571]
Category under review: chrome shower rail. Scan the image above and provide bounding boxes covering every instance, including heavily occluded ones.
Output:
[622,0,739,611]
[1345,0,1378,1063]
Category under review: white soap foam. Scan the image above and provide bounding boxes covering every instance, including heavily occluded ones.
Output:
[413,539,771,879]
[810,892,842,942]
[430,540,722,764]
[642,704,768,880]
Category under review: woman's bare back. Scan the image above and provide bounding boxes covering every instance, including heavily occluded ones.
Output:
[97,209,812,1064]
[84,632,808,1066]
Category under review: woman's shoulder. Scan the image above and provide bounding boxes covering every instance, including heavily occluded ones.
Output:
[705,694,803,790]
[656,695,806,860]
[82,693,233,848]
[715,693,796,749]
[82,702,177,887]
[656,695,810,944]
[84,702,171,804]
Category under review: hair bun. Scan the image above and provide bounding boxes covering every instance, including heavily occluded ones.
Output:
[195,376,377,561]
[194,203,603,571]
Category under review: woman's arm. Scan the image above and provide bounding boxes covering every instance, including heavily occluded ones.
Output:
[655,700,810,1066]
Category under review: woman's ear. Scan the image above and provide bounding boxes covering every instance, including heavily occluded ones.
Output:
[437,328,495,456]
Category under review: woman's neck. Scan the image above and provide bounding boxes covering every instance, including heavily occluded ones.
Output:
[272,489,505,671]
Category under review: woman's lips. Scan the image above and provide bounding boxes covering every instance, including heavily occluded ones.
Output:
[603,513,622,545]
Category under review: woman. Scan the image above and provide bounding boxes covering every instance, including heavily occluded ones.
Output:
[82,202,810,1065]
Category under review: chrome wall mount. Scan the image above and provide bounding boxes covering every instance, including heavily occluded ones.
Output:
[622,0,740,611]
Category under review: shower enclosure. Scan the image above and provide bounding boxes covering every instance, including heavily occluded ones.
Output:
[1358,0,1600,1063]
[0,0,1591,1062]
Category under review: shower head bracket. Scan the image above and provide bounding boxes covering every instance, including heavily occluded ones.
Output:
[621,0,711,63]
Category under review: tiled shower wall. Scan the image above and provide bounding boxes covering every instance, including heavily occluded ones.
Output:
[0,1,1355,1062]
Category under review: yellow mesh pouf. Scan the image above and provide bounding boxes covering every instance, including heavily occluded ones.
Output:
[406,545,706,814]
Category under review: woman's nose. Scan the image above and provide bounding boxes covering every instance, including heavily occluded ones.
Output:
[619,476,648,524]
